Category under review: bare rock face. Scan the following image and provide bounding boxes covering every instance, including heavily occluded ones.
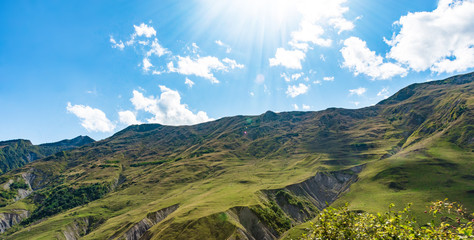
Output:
[282,165,363,210]
[62,218,91,240]
[233,207,277,240]
[0,210,30,233]
[122,204,179,240]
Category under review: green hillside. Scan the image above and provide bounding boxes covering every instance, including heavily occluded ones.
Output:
[0,136,95,175]
[0,73,472,239]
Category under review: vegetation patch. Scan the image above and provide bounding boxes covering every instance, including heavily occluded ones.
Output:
[251,200,292,234]
[302,200,474,239]
[24,183,110,224]
[130,160,167,167]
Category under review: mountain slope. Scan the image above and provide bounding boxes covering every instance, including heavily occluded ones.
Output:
[0,72,472,239]
[0,136,95,175]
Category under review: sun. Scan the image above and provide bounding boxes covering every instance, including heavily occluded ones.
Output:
[196,0,300,42]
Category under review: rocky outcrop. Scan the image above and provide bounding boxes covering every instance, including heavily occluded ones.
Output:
[271,165,363,211]
[231,207,277,240]
[63,217,91,240]
[121,204,179,240]
[62,216,105,240]
[260,165,364,228]
[0,209,30,233]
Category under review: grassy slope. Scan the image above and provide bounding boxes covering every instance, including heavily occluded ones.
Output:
[2,73,473,239]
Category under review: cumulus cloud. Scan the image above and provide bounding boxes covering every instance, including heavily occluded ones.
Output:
[215,40,232,53]
[125,23,157,46]
[286,83,309,98]
[112,23,242,82]
[222,58,244,69]
[377,87,390,99]
[385,0,474,73]
[341,37,407,79]
[142,58,153,72]
[185,78,195,87]
[110,36,124,50]
[281,73,305,82]
[289,21,332,50]
[118,110,141,126]
[292,73,303,81]
[349,87,366,96]
[129,86,212,125]
[293,104,299,110]
[269,48,306,69]
[146,38,169,57]
[270,0,353,69]
[302,104,311,110]
[67,103,115,132]
[351,101,360,106]
[168,56,243,83]
[323,76,334,81]
[133,23,156,38]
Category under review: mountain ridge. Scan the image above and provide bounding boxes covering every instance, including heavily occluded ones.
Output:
[0,72,472,239]
[0,136,95,175]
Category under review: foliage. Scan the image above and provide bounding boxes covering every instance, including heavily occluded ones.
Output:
[130,160,167,167]
[302,200,474,239]
[105,160,120,164]
[24,183,109,224]
[10,181,28,190]
[251,200,292,234]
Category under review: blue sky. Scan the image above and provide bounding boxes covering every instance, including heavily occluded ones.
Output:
[1,0,473,144]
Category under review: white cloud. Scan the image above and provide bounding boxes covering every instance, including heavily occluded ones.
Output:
[349,87,366,96]
[289,21,332,50]
[270,0,353,69]
[341,37,407,79]
[185,78,195,88]
[292,73,304,81]
[281,73,290,82]
[323,76,334,81]
[146,38,169,57]
[293,104,299,110]
[269,48,306,69]
[286,83,309,98]
[67,103,115,132]
[215,40,232,53]
[152,70,164,75]
[118,110,141,126]
[142,58,153,72]
[377,87,390,99]
[302,104,310,110]
[249,91,255,96]
[168,56,243,83]
[222,58,244,69]
[351,101,360,106]
[110,36,124,50]
[134,23,156,38]
[190,42,199,54]
[386,0,474,73]
[320,54,326,62]
[255,74,265,84]
[130,86,213,125]
[126,23,157,46]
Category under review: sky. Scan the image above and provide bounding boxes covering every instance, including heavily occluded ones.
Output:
[1,0,473,144]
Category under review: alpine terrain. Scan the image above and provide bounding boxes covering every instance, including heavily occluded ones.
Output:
[0,72,472,239]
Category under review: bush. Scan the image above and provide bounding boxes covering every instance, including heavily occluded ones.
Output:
[10,181,28,190]
[302,200,473,239]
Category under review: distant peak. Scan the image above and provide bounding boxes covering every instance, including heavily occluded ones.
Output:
[261,110,279,122]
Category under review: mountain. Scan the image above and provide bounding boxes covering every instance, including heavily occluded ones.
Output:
[0,136,95,174]
[0,73,472,239]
